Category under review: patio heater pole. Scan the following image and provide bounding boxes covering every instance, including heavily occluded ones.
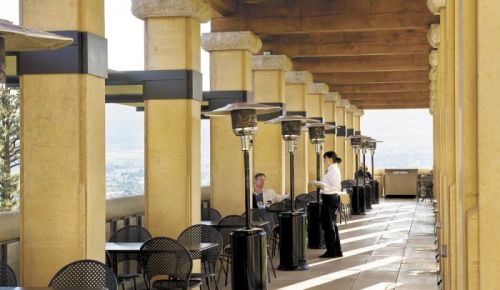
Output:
[362,144,372,210]
[206,103,282,290]
[369,140,381,204]
[306,123,333,249]
[350,136,369,215]
[267,116,319,271]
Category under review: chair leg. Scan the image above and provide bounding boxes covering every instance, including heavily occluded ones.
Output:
[121,282,125,290]
[267,248,277,278]
[133,277,137,290]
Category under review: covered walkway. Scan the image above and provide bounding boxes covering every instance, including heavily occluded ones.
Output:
[222,199,438,290]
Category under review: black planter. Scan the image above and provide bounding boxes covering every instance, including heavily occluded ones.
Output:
[231,228,268,290]
[278,211,309,271]
[307,201,324,249]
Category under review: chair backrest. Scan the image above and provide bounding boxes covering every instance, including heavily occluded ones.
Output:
[283,199,306,211]
[217,215,246,248]
[0,261,17,287]
[201,208,222,222]
[139,237,192,287]
[108,225,152,266]
[241,209,274,236]
[178,224,223,265]
[49,259,117,290]
[341,180,355,194]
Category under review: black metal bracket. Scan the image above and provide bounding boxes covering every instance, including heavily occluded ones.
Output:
[19,31,108,78]
[336,125,347,137]
[326,122,336,134]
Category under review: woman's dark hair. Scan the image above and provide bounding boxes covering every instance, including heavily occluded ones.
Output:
[323,151,342,164]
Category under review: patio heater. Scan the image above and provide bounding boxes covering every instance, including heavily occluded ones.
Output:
[206,102,282,290]
[266,115,319,271]
[360,138,373,210]
[349,135,371,215]
[304,122,335,249]
[0,19,72,95]
[367,139,382,204]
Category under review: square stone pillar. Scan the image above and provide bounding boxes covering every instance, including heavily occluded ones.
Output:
[284,71,313,194]
[202,31,262,216]
[252,55,292,194]
[132,0,210,237]
[354,109,363,135]
[323,92,340,152]
[345,104,356,180]
[306,83,328,192]
[19,0,106,286]
[336,99,350,179]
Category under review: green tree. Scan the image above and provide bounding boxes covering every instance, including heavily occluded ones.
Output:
[0,87,20,211]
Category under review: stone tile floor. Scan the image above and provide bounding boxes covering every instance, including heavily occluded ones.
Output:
[219,198,439,290]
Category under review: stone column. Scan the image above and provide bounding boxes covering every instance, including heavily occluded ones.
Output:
[335,99,350,179]
[345,104,356,180]
[202,32,262,216]
[132,0,209,237]
[252,55,292,194]
[354,109,363,136]
[284,71,313,194]
[477,0,500,288]
[19,0,106,286]
[306,83,329,192]
[323,92,340,152]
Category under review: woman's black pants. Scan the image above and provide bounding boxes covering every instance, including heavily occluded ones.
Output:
[321,194,343,256]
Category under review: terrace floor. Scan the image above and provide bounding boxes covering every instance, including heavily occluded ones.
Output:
[220,198,439,290]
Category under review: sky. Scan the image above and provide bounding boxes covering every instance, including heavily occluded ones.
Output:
[1,0,434,186]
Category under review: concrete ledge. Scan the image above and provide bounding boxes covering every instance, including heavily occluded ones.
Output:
[285,71,313,84]
[324,92,341,102]
[132,0,211,22]
[429,50,438,67]
[428,24,440,48]
[201,31,262,53]
[252,55,292,71]
[307,83,329,95]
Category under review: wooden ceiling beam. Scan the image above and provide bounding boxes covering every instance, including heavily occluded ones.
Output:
[314,71,429,85]
[212,12,437,34]
[293,54,429,73]
[261,30,430,57]
[357,102,429,109]
[229,0,433,18]
[331,83,429,94]
[208,0,237,16]
[341,92,429,101]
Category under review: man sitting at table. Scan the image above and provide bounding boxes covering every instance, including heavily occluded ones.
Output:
[253,173,290,209]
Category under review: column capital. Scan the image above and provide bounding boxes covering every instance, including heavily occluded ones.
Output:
[429,50,438,67]
[347,104,357,113]
[285,71,313,84]
[430,81,438,93]
[201,31,262,53]
[307,82,329,95]
[132,0,211,22]
[252,54,292,71]
[429,67,437,82]
[354,109,364,117]
[336,99,350,108]
[428,24,440,48]
[427,0,446,15]
[324,92,341,102]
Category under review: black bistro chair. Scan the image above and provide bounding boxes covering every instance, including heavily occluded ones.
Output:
[296,193,317,205]
[0,261,17,287]
[140,237,201,290]
[242,209,277,281]
[178,224,223,290]
[108,225,152,290]
[216,215,245,286]
[266,202,289,256]
[49,259,118,290]
[201,208,222,223]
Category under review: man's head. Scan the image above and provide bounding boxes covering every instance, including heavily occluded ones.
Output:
[254,173,267,189]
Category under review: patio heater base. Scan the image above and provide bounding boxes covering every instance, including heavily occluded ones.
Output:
[351,185,366,215]
[231,228,268,290]
[371,180,380,204]
[278,211,309,271]
[365,183,373,210]
[307,201,325,249]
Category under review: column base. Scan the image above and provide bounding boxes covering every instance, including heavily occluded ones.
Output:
[231,227,268,290]
[278,211,309,271]
[307,202,325,249]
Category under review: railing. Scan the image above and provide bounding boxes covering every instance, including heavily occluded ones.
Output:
[0,195,145,276]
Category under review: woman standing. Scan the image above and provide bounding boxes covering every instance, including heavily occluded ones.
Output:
[319,151,343,258]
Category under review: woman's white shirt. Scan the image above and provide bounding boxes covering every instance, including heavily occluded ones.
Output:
[321,163,342,194]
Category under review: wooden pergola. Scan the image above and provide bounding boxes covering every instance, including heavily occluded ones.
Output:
[208,0,439,109]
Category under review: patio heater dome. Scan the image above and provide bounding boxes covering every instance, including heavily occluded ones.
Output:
[266,115,319,142]
[303,123,336,144]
